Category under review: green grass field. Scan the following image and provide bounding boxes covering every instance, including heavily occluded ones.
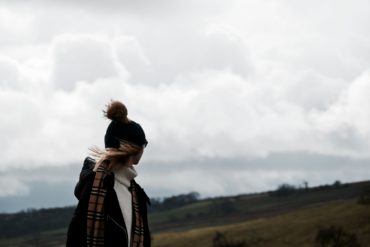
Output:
[152,199,370,247]
[148,181,368,234]
[1,198,368,247]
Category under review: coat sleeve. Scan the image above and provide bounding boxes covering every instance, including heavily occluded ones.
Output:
[66,164,95,247]
[74,157,96,200]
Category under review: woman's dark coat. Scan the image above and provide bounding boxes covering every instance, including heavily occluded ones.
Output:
[66,157,151,247]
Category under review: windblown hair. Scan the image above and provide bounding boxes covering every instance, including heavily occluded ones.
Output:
[89,141,141,171]
[103,100,130,123]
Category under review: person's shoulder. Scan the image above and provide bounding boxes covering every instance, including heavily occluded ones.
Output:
[74,157,96,199]
[79,156,96,180]
[83,156,96,169]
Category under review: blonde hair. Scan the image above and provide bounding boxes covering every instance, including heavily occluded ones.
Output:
[89,141,142,171]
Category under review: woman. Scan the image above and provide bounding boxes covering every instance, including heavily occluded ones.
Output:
[66,100,151,247]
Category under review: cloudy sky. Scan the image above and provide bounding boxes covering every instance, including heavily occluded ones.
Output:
[0,0,369,212]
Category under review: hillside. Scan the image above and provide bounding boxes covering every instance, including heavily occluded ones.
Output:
[0,180,369,247]
[153,199,370,247]
[148,180,370,233]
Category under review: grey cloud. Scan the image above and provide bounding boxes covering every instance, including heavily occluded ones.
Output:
[27,0,224,14]
[0,90,45,168]
[113,37,152,83]
[4,0,226,25]
[0,181,76,213]
[1,152,368,212]
[309,71,370,157]
[0,176,29,197]
[139,151,370,197]
[0,56,20,88]
[0,164,81,212]
[283,70,346,111]
[51,35,124,91]
[114,25,253,85]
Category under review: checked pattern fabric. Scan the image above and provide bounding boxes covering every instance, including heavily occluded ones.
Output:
[86,160,110,247]
[86,159,145,247]
[130,180,145,247]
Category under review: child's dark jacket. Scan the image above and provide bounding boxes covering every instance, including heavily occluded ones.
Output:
[66,157,151,247]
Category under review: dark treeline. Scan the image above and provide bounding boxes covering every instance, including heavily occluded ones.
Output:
[0,207,74,238]
[149,191,200,212]
[269,180,345,197]
[0,192,201,238]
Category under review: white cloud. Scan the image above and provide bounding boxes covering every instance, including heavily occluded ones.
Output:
[282,69,346,110]
[342,71,370,135]
[0,34,369,170]
[113,36,151,83]
[309,71,370,157]
[51,34,127,91]
[0,7,34,45]
[0,56,20,88]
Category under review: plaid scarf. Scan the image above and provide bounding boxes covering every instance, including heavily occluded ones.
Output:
[86,159,110,247]
[86,159,145,247]
[130,180,145,247]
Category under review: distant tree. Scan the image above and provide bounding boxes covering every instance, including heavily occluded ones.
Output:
[148,197,163,212]
[333,180,342,188]
[150,197,163,206]
[303,180,309,190]
[149,191,200,211]
[271,183,297,197]
[315,225,360,247]
[188,191,201,201]
[160,191,200,209]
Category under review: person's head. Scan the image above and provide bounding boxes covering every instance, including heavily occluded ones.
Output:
[103,100,148,165]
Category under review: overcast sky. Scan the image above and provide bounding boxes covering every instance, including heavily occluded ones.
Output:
[0,0,369,212]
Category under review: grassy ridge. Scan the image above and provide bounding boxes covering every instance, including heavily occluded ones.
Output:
[153,199,370,247]
[2,199,368,247]
[0,180,368,247]
[148,181,369,233]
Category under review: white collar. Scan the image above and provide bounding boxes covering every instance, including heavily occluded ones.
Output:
[112,164,138,187]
